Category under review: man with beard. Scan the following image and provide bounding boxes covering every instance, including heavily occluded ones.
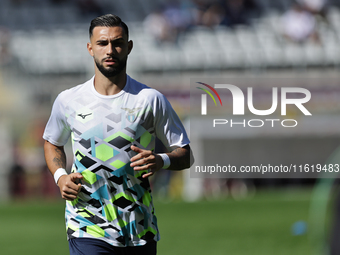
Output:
[43,14,193,255]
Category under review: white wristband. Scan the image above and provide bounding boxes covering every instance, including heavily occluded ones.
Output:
[54,168,68,185]
[159,153,171,169]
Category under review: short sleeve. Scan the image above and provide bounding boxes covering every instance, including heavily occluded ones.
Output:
[43,93,71,146]
[152,93,190,151]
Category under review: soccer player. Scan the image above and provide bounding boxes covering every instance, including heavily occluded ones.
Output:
[43,14,193,255]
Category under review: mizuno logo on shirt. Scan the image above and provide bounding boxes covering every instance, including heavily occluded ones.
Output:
[78,113,92,119]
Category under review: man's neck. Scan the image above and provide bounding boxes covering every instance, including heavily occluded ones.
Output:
[93,70,127,96]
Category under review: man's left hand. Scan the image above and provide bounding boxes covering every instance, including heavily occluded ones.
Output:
[130,145,164,178]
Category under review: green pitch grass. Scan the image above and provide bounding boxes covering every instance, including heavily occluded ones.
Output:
[0,188,330,255]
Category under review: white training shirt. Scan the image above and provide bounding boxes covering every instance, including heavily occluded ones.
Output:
[43,75,190,246]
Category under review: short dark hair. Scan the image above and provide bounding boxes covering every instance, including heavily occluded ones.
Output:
[89,14,129,39]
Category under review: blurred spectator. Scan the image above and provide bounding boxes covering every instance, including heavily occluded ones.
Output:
[200,2,225,27]
[281,3,320,44]
[297,0,328,18]
[144,7,176,43]
[181,0,203,26]
[144,1,195,44]
[220,0,260,27]
[191,0,211,25]
[9,163,26,198]
[192,0,259,28]
[9,144,26,198]
[163,0,194,39]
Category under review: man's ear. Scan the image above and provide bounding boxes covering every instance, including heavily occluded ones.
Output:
[87,42,94,57]
[128,40,133,55]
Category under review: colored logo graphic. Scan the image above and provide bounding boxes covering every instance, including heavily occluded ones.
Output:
[196,82,222,115]
[121,107,142,122]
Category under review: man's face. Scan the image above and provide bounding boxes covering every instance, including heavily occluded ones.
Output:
[87,26,132,78]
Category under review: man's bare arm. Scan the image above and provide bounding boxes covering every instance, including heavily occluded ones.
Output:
[167,144,193,170]
[44,140,83,200]
[44,140,67,172]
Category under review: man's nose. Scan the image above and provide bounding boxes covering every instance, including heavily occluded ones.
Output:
[106,43,116,55]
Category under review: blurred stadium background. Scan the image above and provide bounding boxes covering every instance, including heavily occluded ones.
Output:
[1,0,340,254]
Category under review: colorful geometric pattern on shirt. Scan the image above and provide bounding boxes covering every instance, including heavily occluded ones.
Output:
[43,75,189,246]
[64,86,159,246]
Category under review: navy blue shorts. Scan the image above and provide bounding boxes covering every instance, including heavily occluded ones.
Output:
[69,238,157,255]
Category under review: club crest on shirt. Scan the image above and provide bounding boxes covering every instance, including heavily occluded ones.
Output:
[121,107,142,122]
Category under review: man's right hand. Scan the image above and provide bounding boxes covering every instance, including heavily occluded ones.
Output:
[57,173,83,201]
